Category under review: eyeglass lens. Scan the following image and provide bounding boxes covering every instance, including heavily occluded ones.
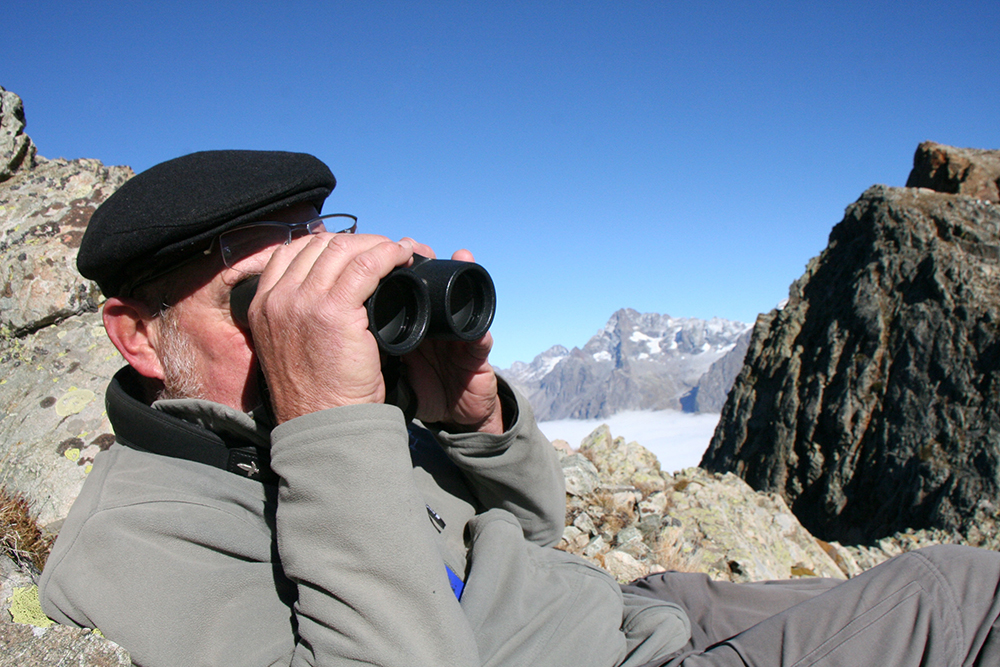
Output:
[219,214,356,272]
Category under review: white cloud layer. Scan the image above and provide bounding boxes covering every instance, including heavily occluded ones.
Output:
[539,410,720,475]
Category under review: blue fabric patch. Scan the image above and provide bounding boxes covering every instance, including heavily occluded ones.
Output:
[446,565,465,600]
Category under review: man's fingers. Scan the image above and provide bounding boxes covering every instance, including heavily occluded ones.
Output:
[400,237,436,260]
[306,237,413,310]
[451,248,474,262]
[261,233,383,292]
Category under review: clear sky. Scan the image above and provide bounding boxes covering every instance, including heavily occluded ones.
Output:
[6,1,997,368]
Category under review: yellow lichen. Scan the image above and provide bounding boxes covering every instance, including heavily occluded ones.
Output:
[8,585,54,627]
[55,388,95,416]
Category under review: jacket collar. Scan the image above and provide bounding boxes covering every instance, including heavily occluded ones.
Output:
[106,366,278,484]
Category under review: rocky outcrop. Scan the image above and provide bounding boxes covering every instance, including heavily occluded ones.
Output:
[0,86,37,182]
[558,425,849,583]
[0,622,130,667]
[0,88,132,527]
[503,309,750,420]
[703,143,1000,543]
[906,140,1000,203]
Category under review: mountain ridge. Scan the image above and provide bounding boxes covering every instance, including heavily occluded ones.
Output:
[501,307,752,420]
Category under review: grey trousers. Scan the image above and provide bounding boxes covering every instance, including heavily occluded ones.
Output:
[622,545,1000,666]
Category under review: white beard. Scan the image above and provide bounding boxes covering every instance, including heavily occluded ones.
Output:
[155,307,206,401]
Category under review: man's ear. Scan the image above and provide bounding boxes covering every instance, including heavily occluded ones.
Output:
[102,297,166,381]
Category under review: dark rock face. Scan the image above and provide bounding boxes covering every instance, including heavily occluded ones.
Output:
[702,144,1000,544]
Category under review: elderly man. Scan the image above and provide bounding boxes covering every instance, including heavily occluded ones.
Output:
[40,150,1000,667]
[38,150,689,666]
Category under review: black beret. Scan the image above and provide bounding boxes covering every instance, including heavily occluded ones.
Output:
[78,150,336,297]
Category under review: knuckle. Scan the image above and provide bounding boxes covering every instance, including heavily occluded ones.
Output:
[352,249,384,278]
[323,232,354,253]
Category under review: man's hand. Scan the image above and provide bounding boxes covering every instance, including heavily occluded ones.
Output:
[246,233,415,424]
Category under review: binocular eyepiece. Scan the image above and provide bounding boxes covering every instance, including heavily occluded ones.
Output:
[229,254,496,356]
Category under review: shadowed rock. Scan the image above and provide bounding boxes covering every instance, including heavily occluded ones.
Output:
[703,143,1000,543]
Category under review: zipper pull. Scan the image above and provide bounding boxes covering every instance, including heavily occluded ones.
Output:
[426,505,446,532]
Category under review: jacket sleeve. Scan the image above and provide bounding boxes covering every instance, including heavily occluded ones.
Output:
[39,448,304,667]
[269,403,481,667]
[424,379,566,547]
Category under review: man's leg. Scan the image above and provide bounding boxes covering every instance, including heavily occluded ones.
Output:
[634,545,1000,666]
[623,567,842,653]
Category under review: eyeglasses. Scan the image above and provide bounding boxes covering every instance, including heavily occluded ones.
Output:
[218,213,357,273]
[121,213,358,298]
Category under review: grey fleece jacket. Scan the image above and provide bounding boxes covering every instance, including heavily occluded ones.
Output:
[40,381,688,667]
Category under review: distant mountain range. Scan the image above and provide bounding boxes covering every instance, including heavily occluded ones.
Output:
[499,308,753,420]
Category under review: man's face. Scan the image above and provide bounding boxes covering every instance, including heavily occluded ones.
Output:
[151,203,320,412]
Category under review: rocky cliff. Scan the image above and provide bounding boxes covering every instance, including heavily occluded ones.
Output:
[0,86,134,665]
[503,309,751,420]
[702,142,1000,544]
[0,87,133,529]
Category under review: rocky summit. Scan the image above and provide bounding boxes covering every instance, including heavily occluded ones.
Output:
[502,309,751,420]
[703,142,1000,544]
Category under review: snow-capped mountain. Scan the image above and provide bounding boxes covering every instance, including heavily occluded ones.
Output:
[501,308,753,420]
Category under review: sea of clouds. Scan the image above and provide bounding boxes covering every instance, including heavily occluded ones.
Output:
[538,410,720,474]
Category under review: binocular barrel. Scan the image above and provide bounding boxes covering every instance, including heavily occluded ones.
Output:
[367,254,496,355]
[228,255,496,356]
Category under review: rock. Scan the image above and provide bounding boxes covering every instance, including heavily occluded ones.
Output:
[0,87,36,182]
[703,144,1000,544]
[560,453,601,497]
[579,425,666,493]
[0,623,131,666]
[0,557,36,622]
[559,427,847,582]
[661,468,845,582]
[549,438,573,455]
[0,311,124,527]
[0,89,130,528]
[906,141,1000,203]
[1,154,133,335]
[602,550,649,583]
[0,554,131,666]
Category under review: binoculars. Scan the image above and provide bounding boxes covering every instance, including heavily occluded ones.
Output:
[228,254,496,356]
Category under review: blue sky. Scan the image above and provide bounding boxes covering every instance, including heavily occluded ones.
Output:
[6,1,998,368]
